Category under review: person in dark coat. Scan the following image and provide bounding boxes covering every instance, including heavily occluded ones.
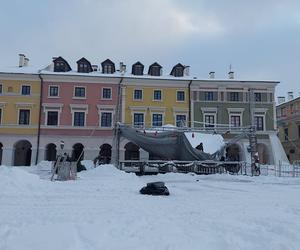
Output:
[196,142,203,152]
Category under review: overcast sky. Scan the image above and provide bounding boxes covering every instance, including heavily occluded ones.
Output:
[0,0,299,98]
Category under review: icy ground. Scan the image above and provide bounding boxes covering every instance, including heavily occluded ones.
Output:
[1,162,300,250]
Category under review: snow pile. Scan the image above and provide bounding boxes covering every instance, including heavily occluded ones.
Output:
[1,163,300,250]
[185,132,224,153]
[0,166,42,194]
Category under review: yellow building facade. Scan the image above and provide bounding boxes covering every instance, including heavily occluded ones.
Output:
[120,77,191,161]
[122,77,191,127]
[0,72,40,165]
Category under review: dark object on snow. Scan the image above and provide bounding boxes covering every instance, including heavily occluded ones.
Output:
[77,161,86,172]
[140,182,170,196]
[196,143,203,152]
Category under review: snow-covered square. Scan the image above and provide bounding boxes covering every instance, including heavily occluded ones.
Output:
[1,162,300,250]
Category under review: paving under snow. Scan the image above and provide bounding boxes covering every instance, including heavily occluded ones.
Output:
[1,162,300,250]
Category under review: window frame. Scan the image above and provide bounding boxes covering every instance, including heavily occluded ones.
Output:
[48,85,60,98]
[46,110,59,126]
[176,114,187,127]
[204,114,215,128]
[101,87,112,100]
[255,93,262,102]
[133,113,144,127]
[204,91,214,101]
[21,85,31,96]
[229,92,239,102]
[73,111,86,127]
[176,90,185,102]
[153,89,162,101]
[254,115,265,131]
[18,109,30,125]
[133,89,143,101]
[0,107,2,125]
[229,114,242,129]
[73,86,86,99]
[100,111,113,128]
[152,113,163,127]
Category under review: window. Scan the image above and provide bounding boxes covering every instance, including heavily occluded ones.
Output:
[101,112,112,127]
[74,87,86,98]
[133,113,144,127]
[229,92,239,102]
[19,109,30,125]
[73,112,85,126]
[176,115,186,127]
[102,88,112,99]
[230,115,241,127]
[254,116,264,131]
[134,89,143,100]
[47,111,58,126]
[21,85,31,95]
[49,86,59,97]
[150,66,160,76]
[133,65,143,75]
[153,90,162,101]
[284,128,289,141]
[204,115,215,128]
[0,84,2,94]
[298,125,300,139]
[152,114,163,127]
[204,92,214,101]
[177,91,185,101]
[103,65,113,74]
[255,93,262,102]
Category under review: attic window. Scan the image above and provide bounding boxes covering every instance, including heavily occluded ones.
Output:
[150,66,160,76]
[55,62,66,72]
[174,67,183,77]
[103,64,113,74]
[133,65,143,75]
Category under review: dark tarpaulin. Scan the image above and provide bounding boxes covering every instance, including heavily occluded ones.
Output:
[119,125,221,161]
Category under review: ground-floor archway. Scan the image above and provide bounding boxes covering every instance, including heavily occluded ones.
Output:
[257,143,269,164]
[124,142,140,160]
[226,143,241,161]
[72,143,84,161]
[45,143,57,161]
[0,143,3,165]
[99,144,112,164]
[13,140,32,166]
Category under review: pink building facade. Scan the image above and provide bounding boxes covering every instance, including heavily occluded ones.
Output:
[38,73,120,163]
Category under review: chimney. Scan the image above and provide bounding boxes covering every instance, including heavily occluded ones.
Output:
[92,65,98,71]
[277,96,286,104]
[19,54,25,67]
[184,66,190,76]
[120,62,126,74]
[228,71,234,79]
[287,91,294,101]
[209,71,215,79]
[24,57,29,67]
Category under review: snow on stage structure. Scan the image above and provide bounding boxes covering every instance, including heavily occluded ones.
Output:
[115,123,290,175]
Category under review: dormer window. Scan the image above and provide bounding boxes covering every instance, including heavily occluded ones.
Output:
[148,62,162,76]
[170,63,185,77]
[132,62,144,75]
[101,59,115,74]
[53,57,72,72]
[77,57,92,73]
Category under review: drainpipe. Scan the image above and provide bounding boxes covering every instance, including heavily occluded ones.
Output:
[114,76,124,167]
[35,72,43,165]
[188,80,193,127]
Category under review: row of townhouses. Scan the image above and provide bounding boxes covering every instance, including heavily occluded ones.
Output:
[0,54,285,166]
